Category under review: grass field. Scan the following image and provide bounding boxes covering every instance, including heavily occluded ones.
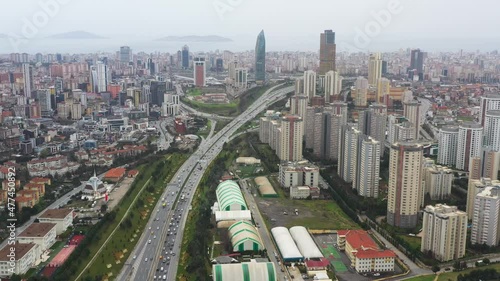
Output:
[68,153,188,280]
[400,235,422,251]
[186,88,202,97]
[437,263,500,281]
[285,200,360,230]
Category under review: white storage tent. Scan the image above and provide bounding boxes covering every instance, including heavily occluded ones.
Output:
[271,227,303,262]
[289,226,323,259]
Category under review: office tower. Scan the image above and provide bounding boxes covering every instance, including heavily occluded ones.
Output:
[409,49,425,81]
[358,103,387,155]
[338,125,361,183]
[255,30,266,84]
[295,78,304,95]
[90,61,108,93]
[141,85,151,104]
[228,60,238,81]
[325,71,342,103]
[456,122,483,171]
[353,136,380,198]
[479,94,500,126]
[193,57,206,87]
[387,142,423,228]
[423,164,453,200]
[119,46,132,63]
[22,63,33,100]
[235,68,248,88]
[368,53,382,86]
[36,89,51,117]
[421,204,467,262]
[290,95,308,121]
[278,115,303,161]
[403,100,421,140]
[437,126,459,166]
[181,45,190,69]
[484,110,500,151]
[319,30,336,75]
[150,80,166,106]
[215,58,223,72]
[303,70,317,102]
[467,178,500,218]
[471,186,500,246]
[354,77,368,107]
[377,78,390,104]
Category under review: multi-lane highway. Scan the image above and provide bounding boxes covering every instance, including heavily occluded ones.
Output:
[118,84,294,281]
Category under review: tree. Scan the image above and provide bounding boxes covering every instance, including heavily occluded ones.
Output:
[432,265,441,274]
[39,148,50,158]
[483,258,491,264]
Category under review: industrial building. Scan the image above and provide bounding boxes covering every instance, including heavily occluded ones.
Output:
[289,226,323,259]
[228,221,265,252]
[212,260,276,281]
[271,227,303,262]
[215,180,248,211]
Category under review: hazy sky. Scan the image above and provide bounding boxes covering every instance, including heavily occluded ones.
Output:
[1,0,500,53]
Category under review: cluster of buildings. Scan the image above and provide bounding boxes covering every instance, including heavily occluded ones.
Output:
[0,177,51,209]
[0,208,74,277]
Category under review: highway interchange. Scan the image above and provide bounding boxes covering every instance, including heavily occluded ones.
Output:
[118,84,294,281]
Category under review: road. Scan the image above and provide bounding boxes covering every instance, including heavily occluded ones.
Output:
[117,84,294,281]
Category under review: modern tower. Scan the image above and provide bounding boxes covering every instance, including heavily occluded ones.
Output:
[437,126,459,166]
[235,68,248,89]
[421,204,467,262]
[278,115,303,162]
[484,110,500,151]
[324,70,342,103]
[409,49,425,81]
[303,70,317,102]
[193,57,206,87]
[403,100,421,140]
[456,122,483,171]
[90,61,108,93]
[255,30,266,84]
[22,63,33,101]
[119,46,132,64]
[182,45,190,69]
[387,142,423,228]
[471,186,500,246]
[479,94,500,126]
[353,136,381,198]
[368,53,382,86]
[319,30,336,75]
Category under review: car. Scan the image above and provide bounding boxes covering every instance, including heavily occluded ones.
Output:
[172,253,176,256]
[148,240,151,244]
[145,258,148,262]
[133,255,137,259]
[154,235,156,239]
[149,226,152,230]
[157,226,160,230]
[161,267,164,271]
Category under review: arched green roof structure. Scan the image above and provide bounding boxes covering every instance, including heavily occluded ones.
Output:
[216,180,247,211]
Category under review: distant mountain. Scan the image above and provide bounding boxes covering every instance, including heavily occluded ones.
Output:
[157,35,232,42]
[0,33,7,38]
[47,31,107,39]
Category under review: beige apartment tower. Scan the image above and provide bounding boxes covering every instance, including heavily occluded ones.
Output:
[278,115,303,162]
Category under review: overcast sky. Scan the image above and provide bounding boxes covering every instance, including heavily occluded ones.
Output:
[1,0,499,53]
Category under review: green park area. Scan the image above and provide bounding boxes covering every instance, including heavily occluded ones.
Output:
[52,153,188,281]
[405,262,500,281]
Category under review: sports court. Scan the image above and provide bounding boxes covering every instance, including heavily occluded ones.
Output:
[321,244,347,272]
[49,245,76,267]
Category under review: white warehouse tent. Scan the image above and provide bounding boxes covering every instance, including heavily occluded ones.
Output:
[215,210,252,222]
[228,221,264,252]
[271,227,303,262]
[289,226,323,259]
[212,261,277,281]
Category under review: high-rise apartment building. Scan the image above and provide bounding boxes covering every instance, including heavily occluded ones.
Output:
[471,186,500,246]
[437,126,459,166]
[193,57,206,87]
[255,30,266,84]
[353,136,380,198]
[422,163,453,200]
[338,125,361,183]
[421,204,467,262]
[324,70,342,103]
[377,78,390,104]
[479,147,500,180]
[358,103,387,156]
[479,94,500,126]
[387,114,407,144]
[235,68,248,89]
[278,115,303,162]
[36,89,52,117]
[466,178,500,219]
[90,61,109,93]
[387,142,423,228]
[303,70,317,102]
[354,77,368,107]
[368,53,382,86]
[295,78,304,95]
[290,95,308,121]
[22,63,34,100]
[403,100,421,140]
[456,122,483,171]
[305,106,322,149]
[319,30,336,75]
[484,110,500,151]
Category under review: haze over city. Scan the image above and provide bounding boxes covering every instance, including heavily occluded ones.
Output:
[1,0,500,53]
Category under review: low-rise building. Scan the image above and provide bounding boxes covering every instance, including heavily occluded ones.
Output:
[38,209,74,235]
[290,186,310,199]
[104,167,126,182]
[0,243,40,277]
[17,223,56,253]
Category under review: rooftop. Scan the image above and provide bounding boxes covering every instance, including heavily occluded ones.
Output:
[0,243,37,261]
[18,223,56,237]
[39,208,73,219]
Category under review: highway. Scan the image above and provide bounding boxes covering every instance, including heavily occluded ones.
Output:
[118,84,294,281]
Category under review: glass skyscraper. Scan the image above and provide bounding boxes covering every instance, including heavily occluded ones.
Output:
[182,45,190,69]
[255,30,266,84]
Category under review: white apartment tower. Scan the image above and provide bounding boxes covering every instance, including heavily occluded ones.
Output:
[354,136,381,198]
[456,122,483,171]
[403,100,421,140]
[338,125,361,183]
[421,204,467,262]
[437,126,459,166]
[324,70,343,103]
[368,53,382,86]
[471,186,500,246]
[484,110,500,151]
[303,70,317,102]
